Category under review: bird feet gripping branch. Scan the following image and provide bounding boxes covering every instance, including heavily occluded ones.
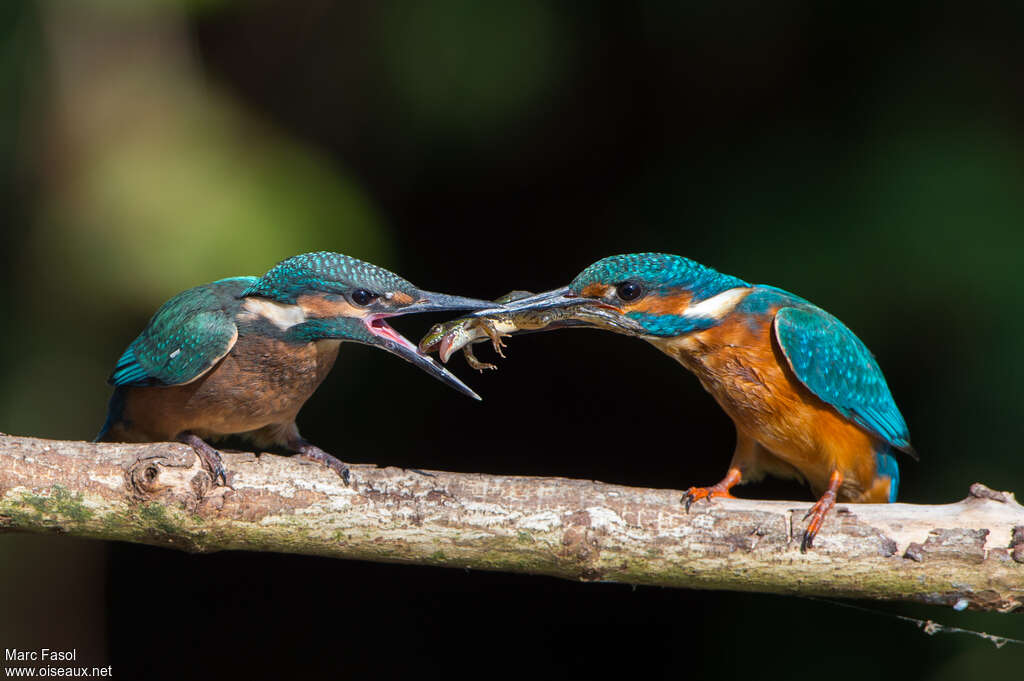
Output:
[178,432,231,487]
[290,438,352,485]
[682,467,742,511]
[800,470,842,552]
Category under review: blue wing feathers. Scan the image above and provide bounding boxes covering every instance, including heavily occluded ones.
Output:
[773,305,914,456]
[875,452,901,501]
[108,346,156,386]
[106,277,252,387]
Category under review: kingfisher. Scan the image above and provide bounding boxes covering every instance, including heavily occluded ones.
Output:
[96,251,495,486]
[449,253,915,550]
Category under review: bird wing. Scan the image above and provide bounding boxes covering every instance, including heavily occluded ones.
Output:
[773,305,914,456]
[108,277,254,387]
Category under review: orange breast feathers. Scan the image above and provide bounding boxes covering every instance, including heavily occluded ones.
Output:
[654,313,886,499]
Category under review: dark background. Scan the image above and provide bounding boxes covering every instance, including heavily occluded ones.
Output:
[2,1,1023,679]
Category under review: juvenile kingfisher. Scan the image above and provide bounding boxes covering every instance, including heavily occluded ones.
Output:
[434,253,915,550]
[96,251,495,485]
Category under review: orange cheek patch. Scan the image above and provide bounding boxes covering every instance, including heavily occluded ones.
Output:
[624,291,693,316]
[391,291,414,305]
[580,283,611,298]
[297,293,366,319]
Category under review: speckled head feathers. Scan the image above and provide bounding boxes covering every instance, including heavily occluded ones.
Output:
[243,252,419,303]
[569,253,749,302]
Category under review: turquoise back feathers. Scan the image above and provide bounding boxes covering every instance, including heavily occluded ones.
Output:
[109,277,254,387]
[772,304,913,455]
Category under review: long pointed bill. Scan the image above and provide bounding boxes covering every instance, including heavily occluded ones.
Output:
[465,286,646,336]
[466,286,581,317]
[363,319,481,399]
[358,289,497,400]
[398,291,499,315]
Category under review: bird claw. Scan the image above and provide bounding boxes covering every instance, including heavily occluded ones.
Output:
[322,458,352,485]
[800,493,837,552]
[296,444,352,485]
[799,470,842,552]
[209,461,229,488]
[199,454,228,487]
[180,432,231,488]
[682,485,735,512]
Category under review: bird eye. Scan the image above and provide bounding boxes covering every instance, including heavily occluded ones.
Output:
[615,281,644,302]
[351,289,379,306]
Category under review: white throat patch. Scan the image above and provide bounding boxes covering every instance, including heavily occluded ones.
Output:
[682,287,751,320]
[240,297,307,330]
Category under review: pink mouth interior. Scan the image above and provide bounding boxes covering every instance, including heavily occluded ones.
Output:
[366,316,419,351]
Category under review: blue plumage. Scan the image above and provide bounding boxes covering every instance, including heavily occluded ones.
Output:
[109,347,150,386]
[875,452,901,502]
[243,252,417,304]
[570,253,749,302]
[625,311,719,337]
[773,305,913,454]
[108,277,254,387]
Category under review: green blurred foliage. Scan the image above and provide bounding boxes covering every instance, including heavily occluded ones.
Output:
[377,0,569,135]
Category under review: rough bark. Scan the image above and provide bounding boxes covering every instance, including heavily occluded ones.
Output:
[0,434,1021,613]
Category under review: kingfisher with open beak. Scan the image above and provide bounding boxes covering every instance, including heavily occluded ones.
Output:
[96,251,495,486]
[425,253,915,550]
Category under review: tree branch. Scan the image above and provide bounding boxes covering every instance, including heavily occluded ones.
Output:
[1,434,1021,612]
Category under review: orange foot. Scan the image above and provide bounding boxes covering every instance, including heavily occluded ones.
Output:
[682,485,735,511]
[681,467,742,512]
[801,470,843,552]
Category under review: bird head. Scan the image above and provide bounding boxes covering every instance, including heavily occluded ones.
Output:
[243,251,496,399]
[470,253,752,338]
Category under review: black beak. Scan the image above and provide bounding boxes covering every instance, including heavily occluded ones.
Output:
[362,290,498,400]
[399,291,499,315]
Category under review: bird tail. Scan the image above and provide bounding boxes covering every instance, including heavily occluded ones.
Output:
[94,388,126,442]
[874,450,901,502]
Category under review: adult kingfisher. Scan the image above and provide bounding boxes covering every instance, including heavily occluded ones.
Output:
[432,253,915,550]
[96,251,495,486]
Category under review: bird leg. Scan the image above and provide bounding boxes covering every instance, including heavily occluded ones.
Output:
[801,469,843,552]
[682,467,742,511]
[289,438,351,485]
[178,432,229,487]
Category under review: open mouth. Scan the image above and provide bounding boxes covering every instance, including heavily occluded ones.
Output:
[365,315,420,352]
[362,312,482,401]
